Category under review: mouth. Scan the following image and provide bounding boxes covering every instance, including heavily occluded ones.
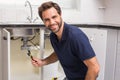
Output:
[49,24,57,30]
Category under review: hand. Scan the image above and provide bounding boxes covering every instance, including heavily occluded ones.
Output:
[31,57,45,67]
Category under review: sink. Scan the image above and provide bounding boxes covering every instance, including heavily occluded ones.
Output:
[7,28,34,37]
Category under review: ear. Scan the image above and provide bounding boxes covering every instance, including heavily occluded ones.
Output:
[60,12,62,16]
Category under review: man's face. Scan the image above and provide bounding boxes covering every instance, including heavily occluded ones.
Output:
[42,7,62,33]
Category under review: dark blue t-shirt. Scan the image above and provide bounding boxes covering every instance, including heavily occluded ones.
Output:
[50,23,96,80]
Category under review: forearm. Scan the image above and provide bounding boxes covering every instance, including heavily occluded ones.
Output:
[42,52,58,65]
[85,69,98,80]
[84,57,100,80]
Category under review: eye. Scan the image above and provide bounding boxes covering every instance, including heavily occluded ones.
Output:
[44,18,49,22]
[52,15,57,19]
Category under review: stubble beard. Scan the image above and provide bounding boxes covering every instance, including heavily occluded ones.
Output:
[47,18,63,33]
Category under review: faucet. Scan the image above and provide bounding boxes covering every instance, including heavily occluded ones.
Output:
[25,0,38,23]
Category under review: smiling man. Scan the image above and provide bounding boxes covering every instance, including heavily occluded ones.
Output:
[31,1,100,80]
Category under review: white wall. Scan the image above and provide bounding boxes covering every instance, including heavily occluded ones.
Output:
[57,0,105,24]
[0,0,105,24]
[1,0,120,25]
[104,0,120,25]
[80,0,104,24]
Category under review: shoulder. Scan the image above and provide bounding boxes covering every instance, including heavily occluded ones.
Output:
[65,24,87,41]
[65,23,79,34]
[65,24,90,47]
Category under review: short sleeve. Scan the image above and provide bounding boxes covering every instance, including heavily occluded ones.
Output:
[71,32,96,61]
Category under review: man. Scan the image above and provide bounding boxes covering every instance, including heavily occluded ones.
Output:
[31,1,100,80]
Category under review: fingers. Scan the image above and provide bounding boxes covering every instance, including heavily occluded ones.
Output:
[31,56,37,62]
[32,61,39,67]
[31,58,39,67]
[31,57,43,67]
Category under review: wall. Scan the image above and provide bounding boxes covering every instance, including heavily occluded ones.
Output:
[0,0,104,24]
[55,0,105,24]
[76,0,104,24]
[1,0,120,25]
[104,0,120,25]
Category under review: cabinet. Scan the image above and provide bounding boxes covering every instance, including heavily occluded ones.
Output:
[80,28,107,80]
[1,26,120,80]
[0,27,63,80]
[0,27,107,80]
[0,28,11,80]
[114,30,120,80]
[104,29,118,80]
[0,28,2,80]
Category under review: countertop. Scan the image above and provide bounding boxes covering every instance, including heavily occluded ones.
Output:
[0,23,120,29]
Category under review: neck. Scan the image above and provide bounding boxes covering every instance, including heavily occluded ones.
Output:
[56,21,64,41]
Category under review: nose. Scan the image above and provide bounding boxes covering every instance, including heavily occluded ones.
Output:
[49,19,55,24]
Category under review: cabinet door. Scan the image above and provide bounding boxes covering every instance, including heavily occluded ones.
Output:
[0,29,2,80]
[104,29,117,80]
[1,29,10,80]
[115,30,120,80]
[80,28,107,80]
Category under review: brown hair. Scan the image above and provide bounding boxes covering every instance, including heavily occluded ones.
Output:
[38,1,61,20]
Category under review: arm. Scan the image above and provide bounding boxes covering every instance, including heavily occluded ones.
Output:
[84,56,100,80]
[31,52,58,67]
